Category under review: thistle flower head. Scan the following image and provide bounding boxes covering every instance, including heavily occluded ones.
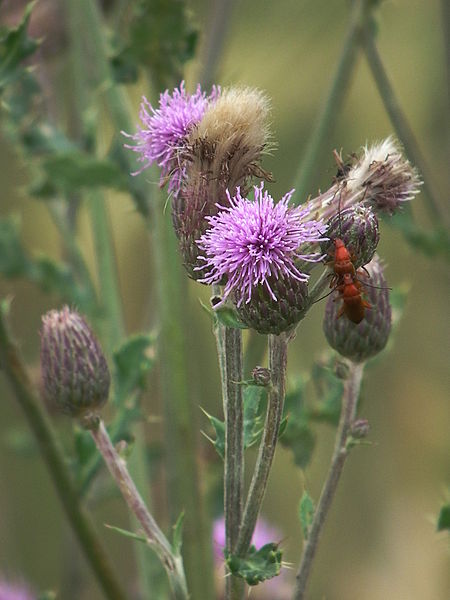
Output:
[0,578,34,600]
[123,81,219,195]
[323,255,392,362]
[40,307,110,417]
[197,183,327,307]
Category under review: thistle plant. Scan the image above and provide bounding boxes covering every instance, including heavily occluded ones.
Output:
[0,2,447,600]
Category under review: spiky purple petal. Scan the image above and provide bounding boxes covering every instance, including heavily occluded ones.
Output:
[197,183,327,305]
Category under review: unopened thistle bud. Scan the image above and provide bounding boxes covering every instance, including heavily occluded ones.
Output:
[251,366,271,386]
[350,418,370,439]
[322,205,379,269]
[40,307,110,417]
[197,183,326,334]
[323,255,392,362]
[173,87,273,279]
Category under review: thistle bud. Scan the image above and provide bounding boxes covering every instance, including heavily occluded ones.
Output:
[322,205,379,269]
[323,255,391,362]
[237,275,309,335]
[40,307,110,417]
[350,418,370,439]
[251,366,271,386]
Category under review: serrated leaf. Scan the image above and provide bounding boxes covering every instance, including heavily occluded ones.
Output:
[172,511,184,554]
[214,305,248,329]
[243,384,266,449]
[299,491,315,540]
[34,151,129,196]
[310,359,343,426]
[387,210,450,261]
[111,0,199,85]
[0,1,39,93]
[437,503,450,532]
[226,543,283,586]
[105,523,148,544]
[113,334,156,401]
[201,409,225,459]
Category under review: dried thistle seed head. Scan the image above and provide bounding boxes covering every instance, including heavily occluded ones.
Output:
[40,307,110,417]
[172,87,273,279]
[323,255,392,362]
[346,137,421,214]
[322,205,380,269]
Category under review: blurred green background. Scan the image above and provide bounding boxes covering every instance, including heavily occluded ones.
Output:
[0,0,449,598]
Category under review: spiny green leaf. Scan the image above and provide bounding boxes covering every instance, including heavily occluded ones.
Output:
[214,305,248,329]
[0,1,39,93]
[243,384,266,449]
[226,543,283,586]
[113,334,156,400]
[111,0,198,86]
[32,151,129,197]
[201,409,225,459]
[172,511,184,554]
[437,503,450,532]
[310,358,343,426]
[298,491,315,540]
[105,524,148,544]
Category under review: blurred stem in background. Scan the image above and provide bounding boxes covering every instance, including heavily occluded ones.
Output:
[64,0,215,597]
[293,361,365,599]
[362,21,449,227]
[293,0,371,201]
[0,304,127,600]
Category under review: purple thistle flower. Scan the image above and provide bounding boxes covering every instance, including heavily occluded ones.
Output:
[197,183,327,306]
[123,81,220,195]
[0,578,34,600]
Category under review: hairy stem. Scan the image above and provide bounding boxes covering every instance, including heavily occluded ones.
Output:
[293,0,372,201]
[0,306,127,600]
[89,419,189,600]
[213,299,245,599]
[236,332,288,556]
[293,361,365,599]
[362,22,448,227]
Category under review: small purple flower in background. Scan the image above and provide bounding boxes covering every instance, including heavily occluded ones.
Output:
[0,578,34,600]
[123,81,219,195]
[197,183,327,306]
[213,517,291,599]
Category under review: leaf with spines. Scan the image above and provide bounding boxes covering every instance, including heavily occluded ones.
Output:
[110,0,198,86]
[243,384,266,449]
[201,409,225,459]
[226,543,283,586]
[172,512,185,554]
[105,523,148,544]
[310,358,344,426]
[113,334,156,401]
[437,503,450,532]
[0,1,39,93]
[299,491,315,540]
[279,377,316,469]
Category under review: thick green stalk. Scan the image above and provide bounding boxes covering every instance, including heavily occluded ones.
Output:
[213,305,245,600]
[293,361,364,599]
[0,306,127,600]
[152,196,215,599]
[292,0,370,201]
[236,333,288,557]
[362,23,448,227]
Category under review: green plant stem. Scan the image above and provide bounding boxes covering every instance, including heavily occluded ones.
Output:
[235,332,288,557]
[212,298,245,600]
[89,419,189,600]
[362,23,448,227]
[0,305,127,600]
[152,196,215,599]
[293,361,365,600]
[88,190,124,349]
[292,0,370,201]
[198,0,237,88]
